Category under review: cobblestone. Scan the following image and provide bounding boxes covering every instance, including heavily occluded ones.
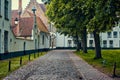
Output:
[3,50,83,80]
[3,50,114,80]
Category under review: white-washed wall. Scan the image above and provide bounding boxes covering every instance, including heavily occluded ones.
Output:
[56,32,75,48]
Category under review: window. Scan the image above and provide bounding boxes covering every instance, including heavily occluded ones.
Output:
[0,30,2,53]
[35,39,37,49]
[4,31,8,53]
[42,35,44,45]
[89,40,93,47]
[109,40,113,48]
[107,32,111,38]
[113,31,117,38]
[90,33,94,38]
[0,0,1,16]
[4,0,9,20]
[68,40,72,47]
[119,40,120,48]
[119,32,120,38]
[103,40,107,48]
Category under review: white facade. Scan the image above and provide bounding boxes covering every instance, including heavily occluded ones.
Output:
[0,0,12,53]
[55,22,120,49]
[56,32,75,48]
[0,0,50,54]
[87,22,120,48]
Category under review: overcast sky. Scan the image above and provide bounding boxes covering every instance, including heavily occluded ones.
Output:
[12,0,42,10]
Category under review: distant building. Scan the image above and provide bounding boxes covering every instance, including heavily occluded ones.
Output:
[87,23,120,48]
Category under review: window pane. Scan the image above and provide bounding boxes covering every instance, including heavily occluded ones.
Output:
[103,40,107,47]
[107,32,111,38]
[89,40,93,47]
[5,0,8,19]
[109,40,113,48]
[113,31,117,38]
[68,40,72,47]
[42,35,44,45]
[4,31,8,52]
[0,0,1,15]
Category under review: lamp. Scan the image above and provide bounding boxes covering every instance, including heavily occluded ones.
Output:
[14,18,19,25]
[32,6,36,14]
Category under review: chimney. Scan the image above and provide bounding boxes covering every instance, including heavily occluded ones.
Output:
[18,0,22,15]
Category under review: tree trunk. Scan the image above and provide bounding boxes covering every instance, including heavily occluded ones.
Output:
[81,28,87,53]
[76,33,80,51]
[93,30,102,59]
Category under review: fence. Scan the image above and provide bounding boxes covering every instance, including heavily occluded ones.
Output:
[0,48,49,60]
[0,50,48,79]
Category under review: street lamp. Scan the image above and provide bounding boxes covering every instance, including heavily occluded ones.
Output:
[32,6,37,28]
[14,18,19,25]
[32,6,36,14]
[32,6,37,58]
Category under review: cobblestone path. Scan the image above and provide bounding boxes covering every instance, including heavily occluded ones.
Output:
[4,50,83,80]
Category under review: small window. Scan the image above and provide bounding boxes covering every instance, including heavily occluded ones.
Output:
[68,40,72,47]
[0,0,1,16]
[119,32,120,38]
[42,35,44,45]
[103,40,107,47]
[4,31,8,53]
[107,32,111,38]
[113,31,117,38]
[4,0,9,20]
[109,40,113,48]
[0,30,2,53]
[89,40,93,47]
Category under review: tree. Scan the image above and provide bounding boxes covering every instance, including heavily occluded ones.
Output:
[84,0,120,59]
[46,0,88,52]
[45,0,120,59]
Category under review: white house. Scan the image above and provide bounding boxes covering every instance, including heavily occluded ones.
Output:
[87,22,120,48]
[0,0,50,56]
[0,0,12,53]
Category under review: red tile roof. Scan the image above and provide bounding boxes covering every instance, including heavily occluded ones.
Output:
[28,11,49,33]
[39,3,46,12]
[11,10,49,37]
[11,10,19,36]
[19,17,34,37]
[12,10,19,19]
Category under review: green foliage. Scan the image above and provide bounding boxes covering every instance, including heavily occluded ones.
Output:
[85,0,120,33]
[46,0,120,35]
[46,0,87,37]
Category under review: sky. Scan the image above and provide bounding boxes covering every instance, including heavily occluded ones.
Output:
[12,0,42,10]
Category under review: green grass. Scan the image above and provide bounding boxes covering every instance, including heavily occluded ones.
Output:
[0,52,46,80]
[75,50,120,76]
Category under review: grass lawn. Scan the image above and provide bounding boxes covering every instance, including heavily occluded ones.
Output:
[76,50,120,77]
[0,52,46,80]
